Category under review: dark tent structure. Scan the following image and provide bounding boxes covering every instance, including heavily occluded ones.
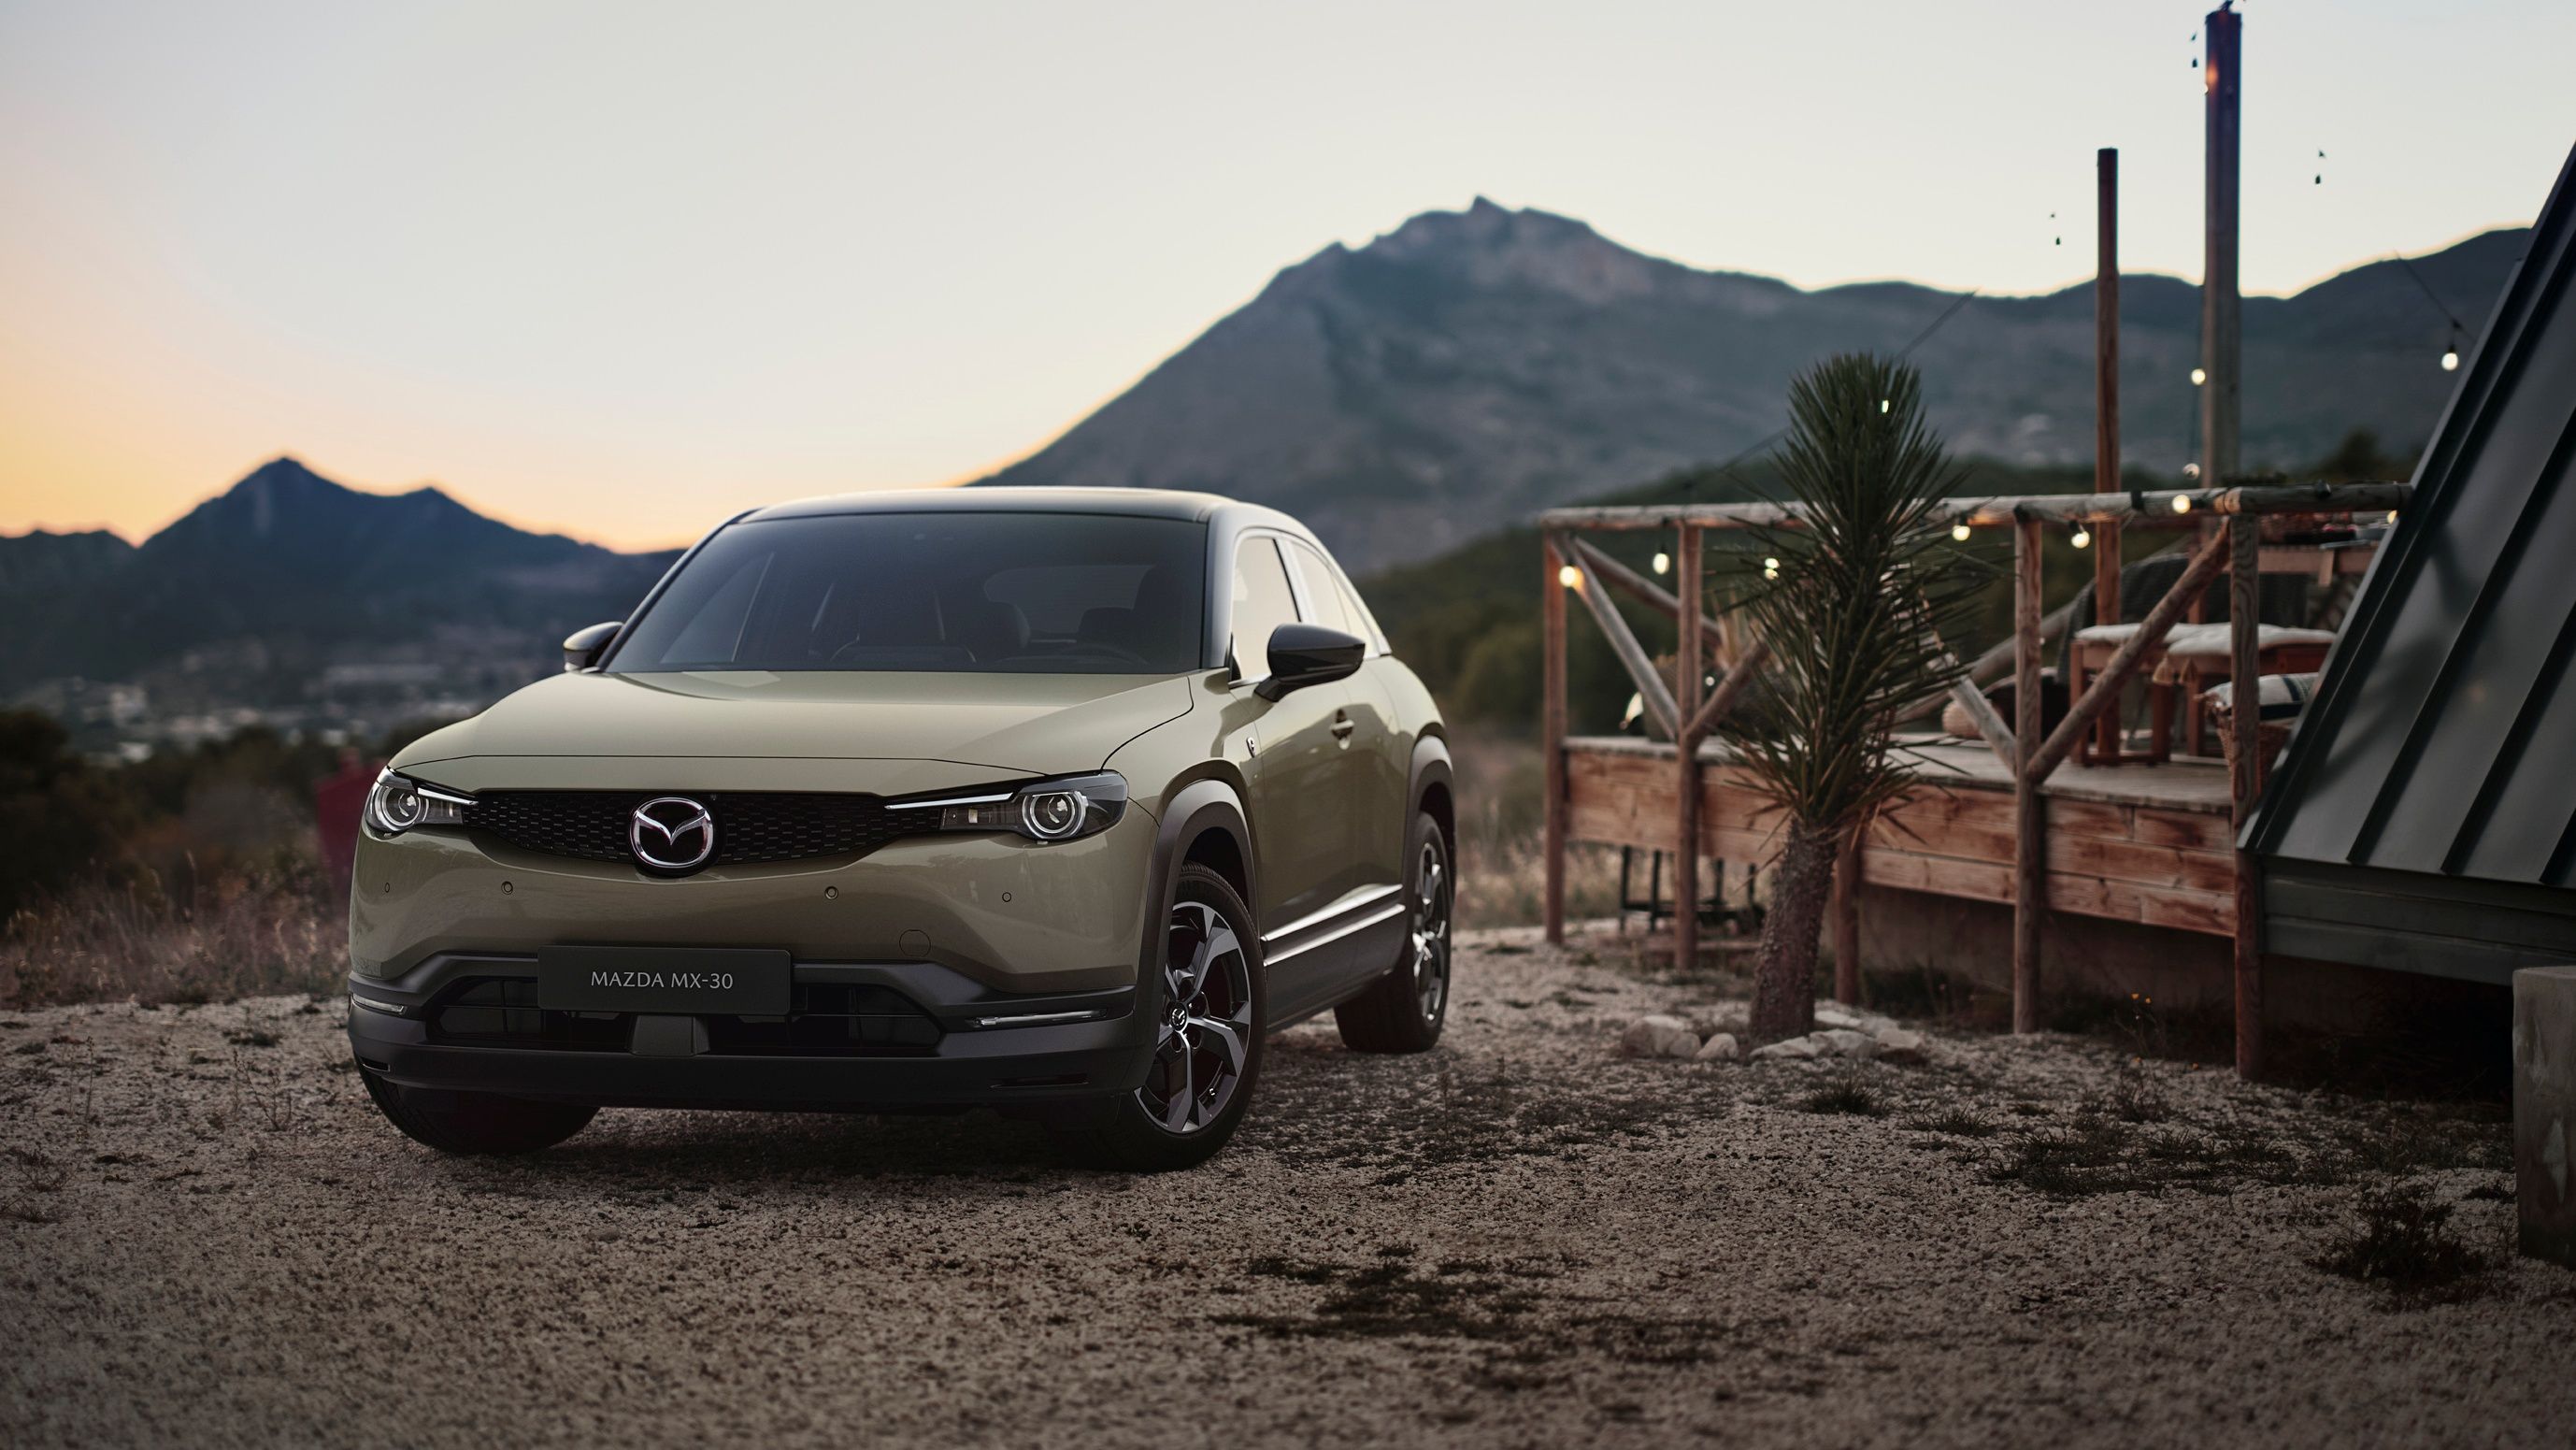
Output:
[2251,141,2576,983]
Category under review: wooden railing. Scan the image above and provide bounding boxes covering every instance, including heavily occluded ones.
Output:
[1538,479,2409,1075]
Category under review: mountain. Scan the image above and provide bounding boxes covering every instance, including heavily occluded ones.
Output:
[980,198,2526,570]
[0,458,676,702]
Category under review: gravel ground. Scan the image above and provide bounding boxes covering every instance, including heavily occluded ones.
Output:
[4,927,2571,1449]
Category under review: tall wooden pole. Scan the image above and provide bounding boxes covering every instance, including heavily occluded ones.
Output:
[1541,536,1568,945]
[1673,526,1703,969]
[2201,5,2241,488]
[2011,515,2045,1034]
[2093,146,2125,764]
[2229,516,2264,1077]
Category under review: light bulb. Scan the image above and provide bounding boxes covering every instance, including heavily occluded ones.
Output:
[1651,552,1669,575]
[2172,494,2194,514]
[1951,524,1973,542]
[2070,528,2092,549]
[2190,367,2208,386]
[1879,399,1891,414]
[1763,557,1780,571]
[2441,348,2460,372]
[2385,510,2399,524]
[2182,463,2202,481]
[1558,564,1581,590]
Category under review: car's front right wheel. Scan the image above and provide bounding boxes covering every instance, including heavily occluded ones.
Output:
[1064,862,1266,1171]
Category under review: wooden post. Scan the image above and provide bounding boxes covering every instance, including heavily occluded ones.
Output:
[2202,5,2241,488]
[2228,514,2263,1077]
[1541,535,1568,945]
[2093,145,2125,765]
[1831,823,1861,1006]
[2011,515,2045,1034]
[1673,526,1704,969]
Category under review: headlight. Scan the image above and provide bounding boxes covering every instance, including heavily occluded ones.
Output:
[892,771,1126,843]
[365,770,472,836]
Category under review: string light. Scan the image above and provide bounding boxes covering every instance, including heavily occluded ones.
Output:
[1879,399,1891,414]
[1652,552,1669,575]
[2385,510,2399,524]
[2190,366,2208,386]
[2182,463,2202,481]
[1558,564,1581,590]
[2441,342,2460,372]
[1762,556,1781,581]
[2172,493,2195,514]
[1951,523,1973,542]
[2070,527,2093,549]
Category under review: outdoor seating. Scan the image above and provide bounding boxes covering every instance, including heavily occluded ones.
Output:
[2069,621,2335,763]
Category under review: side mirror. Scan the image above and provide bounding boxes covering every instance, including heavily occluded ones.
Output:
[562,621,623,673]
[1253,624,1365,701]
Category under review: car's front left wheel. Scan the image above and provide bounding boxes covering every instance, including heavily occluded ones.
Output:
[1064,862,1266,1171]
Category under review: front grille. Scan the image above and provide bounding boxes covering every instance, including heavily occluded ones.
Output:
[462,791,925,868]
[424,977,942,1056]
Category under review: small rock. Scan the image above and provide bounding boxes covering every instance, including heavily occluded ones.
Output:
[1874,1027,1928,1064]
[1619,1014,1699,1059]
[1749,1036,1821,1061]
[1814,1007,1864,1030]
[1815,1028,1878,1059]
[1694,1032,1740,1063]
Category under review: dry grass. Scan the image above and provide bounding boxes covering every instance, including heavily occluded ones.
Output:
[0,866,342,1010]
[1449,729,1625,929]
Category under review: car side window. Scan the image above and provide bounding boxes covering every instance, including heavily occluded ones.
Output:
[1231,537,1300,677]
[1283,540,1364,640]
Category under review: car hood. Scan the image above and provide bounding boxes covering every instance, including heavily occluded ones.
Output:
[394,669,1196,793]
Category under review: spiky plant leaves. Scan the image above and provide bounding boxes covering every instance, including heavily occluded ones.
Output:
[1716,354,1987,1043]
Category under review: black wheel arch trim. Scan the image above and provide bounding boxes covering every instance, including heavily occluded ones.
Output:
[1140,776,1259,989]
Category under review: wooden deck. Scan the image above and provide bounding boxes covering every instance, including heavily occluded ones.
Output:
[1565,735,2240,937]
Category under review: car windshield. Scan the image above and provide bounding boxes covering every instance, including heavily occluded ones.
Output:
[607,511,1208,675]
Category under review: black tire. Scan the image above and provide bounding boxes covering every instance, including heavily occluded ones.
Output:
[359,1067,596,1156]
[1065,863,1267,1172]
[1334,811,1452,1054]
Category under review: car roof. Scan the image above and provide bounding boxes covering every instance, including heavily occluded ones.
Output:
[740,486,1244,526]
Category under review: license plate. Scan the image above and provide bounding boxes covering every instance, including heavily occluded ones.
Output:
[536,946,791,1015]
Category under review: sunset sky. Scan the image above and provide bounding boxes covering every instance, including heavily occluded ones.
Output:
[4,1,2570,553]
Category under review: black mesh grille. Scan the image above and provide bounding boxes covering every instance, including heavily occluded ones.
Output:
[461,791,925,869]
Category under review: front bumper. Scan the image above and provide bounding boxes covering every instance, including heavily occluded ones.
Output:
[347,953,1158,1119]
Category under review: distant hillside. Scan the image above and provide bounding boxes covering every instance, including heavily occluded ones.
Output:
[980,199,2523,570]
[0,458,676,697]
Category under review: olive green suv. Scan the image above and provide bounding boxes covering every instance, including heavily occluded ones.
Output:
[346,490,1453,1170]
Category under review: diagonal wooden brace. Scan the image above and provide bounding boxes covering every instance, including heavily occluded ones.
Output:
[2024,529,2230,784]
[1682,639,1770,745]
[1551,531,1681,739]
[1567,538,1729,662]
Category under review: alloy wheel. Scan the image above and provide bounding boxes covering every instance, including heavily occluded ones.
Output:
[1411,838,1451,1023]
[1138,899,1252,1134]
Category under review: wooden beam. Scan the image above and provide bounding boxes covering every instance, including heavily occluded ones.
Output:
[1536,481,2411,533]
[1961,596,2077,688]
[2091,519,2124,762]
[2229,514,2264,1079]
[1541,535,1568,945]
[1674,525,1703,970]
[2025,528,2232,784]
[1950,677,2017,769]
[1831,822,1862,1006]
[1553,532,1682,739]
[1567,537,1726,659]
[1682,639,1772,743]
[2012,516,2045,1035]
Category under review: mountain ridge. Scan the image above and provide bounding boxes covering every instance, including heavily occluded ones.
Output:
[979,199,2523,568]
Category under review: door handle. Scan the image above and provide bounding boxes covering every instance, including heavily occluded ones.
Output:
[1330,713,1356,740]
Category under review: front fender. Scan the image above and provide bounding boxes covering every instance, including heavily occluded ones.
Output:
[1137,777,1256,986]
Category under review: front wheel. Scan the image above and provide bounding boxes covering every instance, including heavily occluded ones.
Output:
[359,1068,596,1156]
[1333,812,1452,1054]
[1062,863,1267,1171]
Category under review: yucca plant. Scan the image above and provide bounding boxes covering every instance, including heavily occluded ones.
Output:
[1718,354,1984,1044]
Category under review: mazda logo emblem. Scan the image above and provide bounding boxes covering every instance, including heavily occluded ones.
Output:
[629,797,715,872]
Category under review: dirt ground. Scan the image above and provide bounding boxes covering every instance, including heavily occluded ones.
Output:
[4,927,2570,1449]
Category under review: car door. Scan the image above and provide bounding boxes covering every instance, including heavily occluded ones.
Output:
[1232,535,1347,931]
[1283,538,1409,897]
